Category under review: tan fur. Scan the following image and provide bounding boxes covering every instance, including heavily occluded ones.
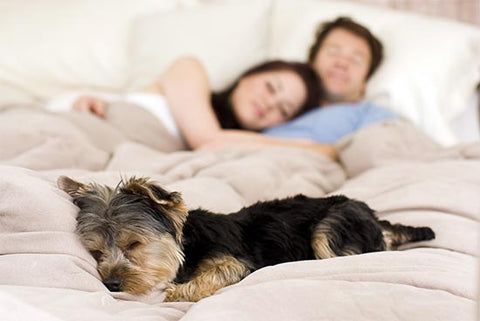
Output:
[57,176,89,197]
[162,204,188,244]
[311,222,337,259]
[311,232,336,259]
[85,231,183,295]
[382,230,395,250]
[382,230,410,251]
[122,177,188,244]
[164,256,250,302]
[58,175,114,203]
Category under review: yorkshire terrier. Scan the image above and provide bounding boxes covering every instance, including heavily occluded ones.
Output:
[57,176,435,302]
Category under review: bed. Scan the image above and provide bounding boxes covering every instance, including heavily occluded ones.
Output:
[1,0,479,320]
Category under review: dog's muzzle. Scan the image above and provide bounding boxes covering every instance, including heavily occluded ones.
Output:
[104,276,122,292]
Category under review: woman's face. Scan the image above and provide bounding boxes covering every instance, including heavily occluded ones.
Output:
[230,70,308,131]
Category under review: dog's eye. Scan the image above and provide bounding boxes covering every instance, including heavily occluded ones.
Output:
[126,241,141,251]
[89,250,103,261]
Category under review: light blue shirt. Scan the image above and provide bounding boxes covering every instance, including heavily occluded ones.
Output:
[263,102,396,143]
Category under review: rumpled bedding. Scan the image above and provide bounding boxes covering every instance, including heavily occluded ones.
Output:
[0,103,478,321]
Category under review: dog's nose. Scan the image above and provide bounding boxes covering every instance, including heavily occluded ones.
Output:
[104,276,122,292]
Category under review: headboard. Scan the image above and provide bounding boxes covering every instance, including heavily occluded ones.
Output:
[197,0,480,25]
[350,0,479,25]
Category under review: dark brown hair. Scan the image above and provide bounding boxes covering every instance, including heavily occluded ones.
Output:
[308,17,383,79]
[211,60,322,130]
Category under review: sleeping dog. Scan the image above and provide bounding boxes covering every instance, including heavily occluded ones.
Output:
[58,176,435,302]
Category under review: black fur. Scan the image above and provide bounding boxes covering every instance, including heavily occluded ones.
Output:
[175,194,434,283]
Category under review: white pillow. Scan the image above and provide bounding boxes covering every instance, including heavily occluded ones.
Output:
[0,0,176,103]
[129,0,272,91]
[269,0,480,146]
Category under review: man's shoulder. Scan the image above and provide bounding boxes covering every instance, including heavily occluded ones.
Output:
[262,100,397,143]
[342,100,391,112]
[353,101,397,127]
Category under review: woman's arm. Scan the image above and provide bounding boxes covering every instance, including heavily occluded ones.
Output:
[157,57,222,149]
[200,132,338,160]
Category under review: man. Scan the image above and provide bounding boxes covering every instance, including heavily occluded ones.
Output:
[307,16,383,104]
[263,17,395,144]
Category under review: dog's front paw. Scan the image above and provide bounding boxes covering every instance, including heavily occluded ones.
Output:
[163,283,210,302]
[164,285,184,302]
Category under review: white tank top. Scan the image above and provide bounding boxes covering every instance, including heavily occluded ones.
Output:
[45,91,180,138]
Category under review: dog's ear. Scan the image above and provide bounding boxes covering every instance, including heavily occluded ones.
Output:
[57,176,89,197]
[122,177,188,243]
[122,177,183,208]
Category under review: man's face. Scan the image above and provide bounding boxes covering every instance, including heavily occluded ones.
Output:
[312,28,371,104]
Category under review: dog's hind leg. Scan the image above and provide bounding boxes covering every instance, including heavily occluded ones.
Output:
[164,255,251,302]
[311,225,339,259]
[311,217,363,259]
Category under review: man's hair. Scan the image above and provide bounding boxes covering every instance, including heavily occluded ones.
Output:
[211,60,322,130]
[307,17,383,79]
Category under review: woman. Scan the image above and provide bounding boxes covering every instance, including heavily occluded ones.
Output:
[73,57,337,160]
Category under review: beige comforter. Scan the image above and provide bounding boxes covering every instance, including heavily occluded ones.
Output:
[0,103,478,321]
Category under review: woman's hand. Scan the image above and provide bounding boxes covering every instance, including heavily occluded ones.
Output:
[72,95,108,118]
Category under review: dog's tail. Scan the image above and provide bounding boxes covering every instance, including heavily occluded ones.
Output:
[378,220,435,250]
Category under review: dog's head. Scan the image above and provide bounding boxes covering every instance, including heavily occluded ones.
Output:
[57,176,188,295]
